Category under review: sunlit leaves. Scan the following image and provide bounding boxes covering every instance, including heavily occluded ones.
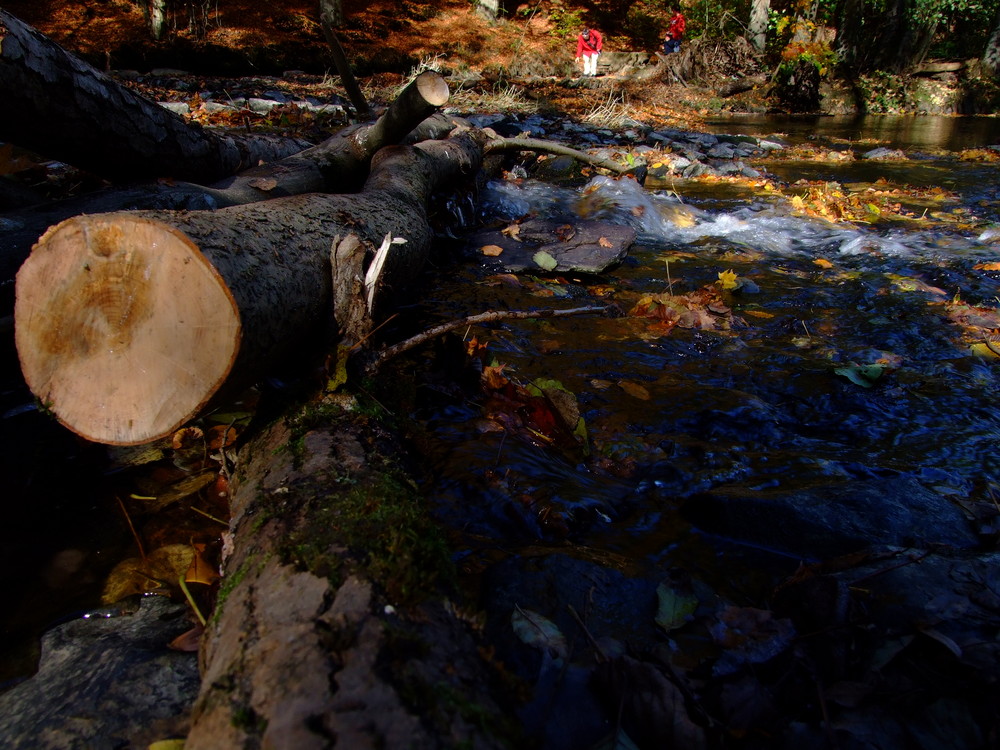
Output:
[717,269,739,290]
[629,281,735,333]
[533,250,559,271]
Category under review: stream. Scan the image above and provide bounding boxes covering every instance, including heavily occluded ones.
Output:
[4,114,1000,747]
[398,114,1000,748]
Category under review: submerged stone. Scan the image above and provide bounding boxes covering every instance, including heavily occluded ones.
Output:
[682,475,978,559]
[470,219,635,274]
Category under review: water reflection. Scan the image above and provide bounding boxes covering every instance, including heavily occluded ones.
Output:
[704,113,1000,151]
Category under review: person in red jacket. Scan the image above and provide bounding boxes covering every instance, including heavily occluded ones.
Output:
[575,27,603,76]
[662,9,686,55]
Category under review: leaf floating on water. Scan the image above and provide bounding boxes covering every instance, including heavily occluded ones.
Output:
[533,250,559,272]
[185,542,220,585]
[834,364,887,388]
[655,580,698,632]
[512,606,568,659]
[717,269,739,290]
[618,380,651,400]
[971,342,1000,359]
[481,244,505,257]
[973,261,1000,271]
[813,258,834,269]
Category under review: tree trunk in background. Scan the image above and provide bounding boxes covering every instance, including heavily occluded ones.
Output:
[14,134,485,445]
[148,0,168,40]
[833,0,863,73]
[982,11,1000,76]
[319,0,371,118]
[749,0,770,53]
[0,10,308,183]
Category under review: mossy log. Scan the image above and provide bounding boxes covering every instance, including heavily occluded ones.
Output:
[184,403,514,749]
[14,133,486,446]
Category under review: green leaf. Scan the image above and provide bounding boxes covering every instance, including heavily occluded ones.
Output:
[533,250,559,272]
[834,363,886,388]
[512,606,568,659]
[655,581,698,632]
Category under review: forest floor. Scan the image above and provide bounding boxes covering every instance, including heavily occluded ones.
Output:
[2,0,765,132]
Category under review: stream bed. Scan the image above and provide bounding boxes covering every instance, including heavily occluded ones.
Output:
[395,119,1000,748]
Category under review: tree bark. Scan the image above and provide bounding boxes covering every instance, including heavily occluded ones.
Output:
[749,0,770,53]
[0,72,452,316]
[983,10,1000,77]
[14,133,486,446]
[0,9,309,183]
[184,400,512,750]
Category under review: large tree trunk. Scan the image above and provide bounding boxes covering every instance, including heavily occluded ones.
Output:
[0,9,308,183]
[14,134,485,446]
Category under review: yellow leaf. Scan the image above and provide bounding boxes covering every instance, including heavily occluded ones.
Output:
[813,258,834,269]
[743,309,775,319]
[790,195,806,210]
[717,269,739,290]
[481,244,504,257]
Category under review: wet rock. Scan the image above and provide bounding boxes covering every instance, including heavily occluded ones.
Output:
[682,475,978,559]
[246,97,280,113]
[0,595,198,750]
[469,219,635,274]
[158,101,190,116]
[862,147,907,161]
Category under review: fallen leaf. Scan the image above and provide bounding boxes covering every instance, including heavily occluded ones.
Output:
[172,426,203,451]
[618,381,651,400]
[555,224,576,241]
[185,543,220,585]
[973,261,1000,270]
[533,250,558,271]
[481,244,504,256]
[247,177,278,191]
[512,606,568,659]
[717,269,739,290]
[813,258,834,268]
[834,363,887,388]
[168,623,204,653]
[598,236,613,248]
[501,223,521,240]
[655,580,698,632]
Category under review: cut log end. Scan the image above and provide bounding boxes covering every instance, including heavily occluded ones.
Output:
[415,70,451,107]
[15,214,241,445]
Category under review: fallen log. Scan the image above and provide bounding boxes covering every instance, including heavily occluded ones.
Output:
[0,72,453,314]
[184,397,513,749]
[14,132,486,446]
[0,9,310,183]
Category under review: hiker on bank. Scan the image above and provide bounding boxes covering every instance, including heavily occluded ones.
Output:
[662,9,686,54]
[575,27,603,76]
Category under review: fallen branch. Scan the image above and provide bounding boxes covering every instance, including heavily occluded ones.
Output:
[485,137,635,176]
[363,305,609,374]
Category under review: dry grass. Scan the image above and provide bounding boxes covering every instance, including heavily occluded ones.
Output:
[582,89,633,129]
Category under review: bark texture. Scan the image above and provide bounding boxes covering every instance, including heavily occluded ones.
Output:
[185,404,513,749]
[15,134,485,445]
[0,72,454,315]
[0,9,309,183]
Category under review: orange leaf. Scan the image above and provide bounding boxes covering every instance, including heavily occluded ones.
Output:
[974,261,1000,271]
[813,258,834,268]
[501,223,521,240]
[172,426,203,450]
[598,236,613,248]
[185,543,219,585]
[207,425,238,450]
[618,381,651,400]
[481,244,504,256]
